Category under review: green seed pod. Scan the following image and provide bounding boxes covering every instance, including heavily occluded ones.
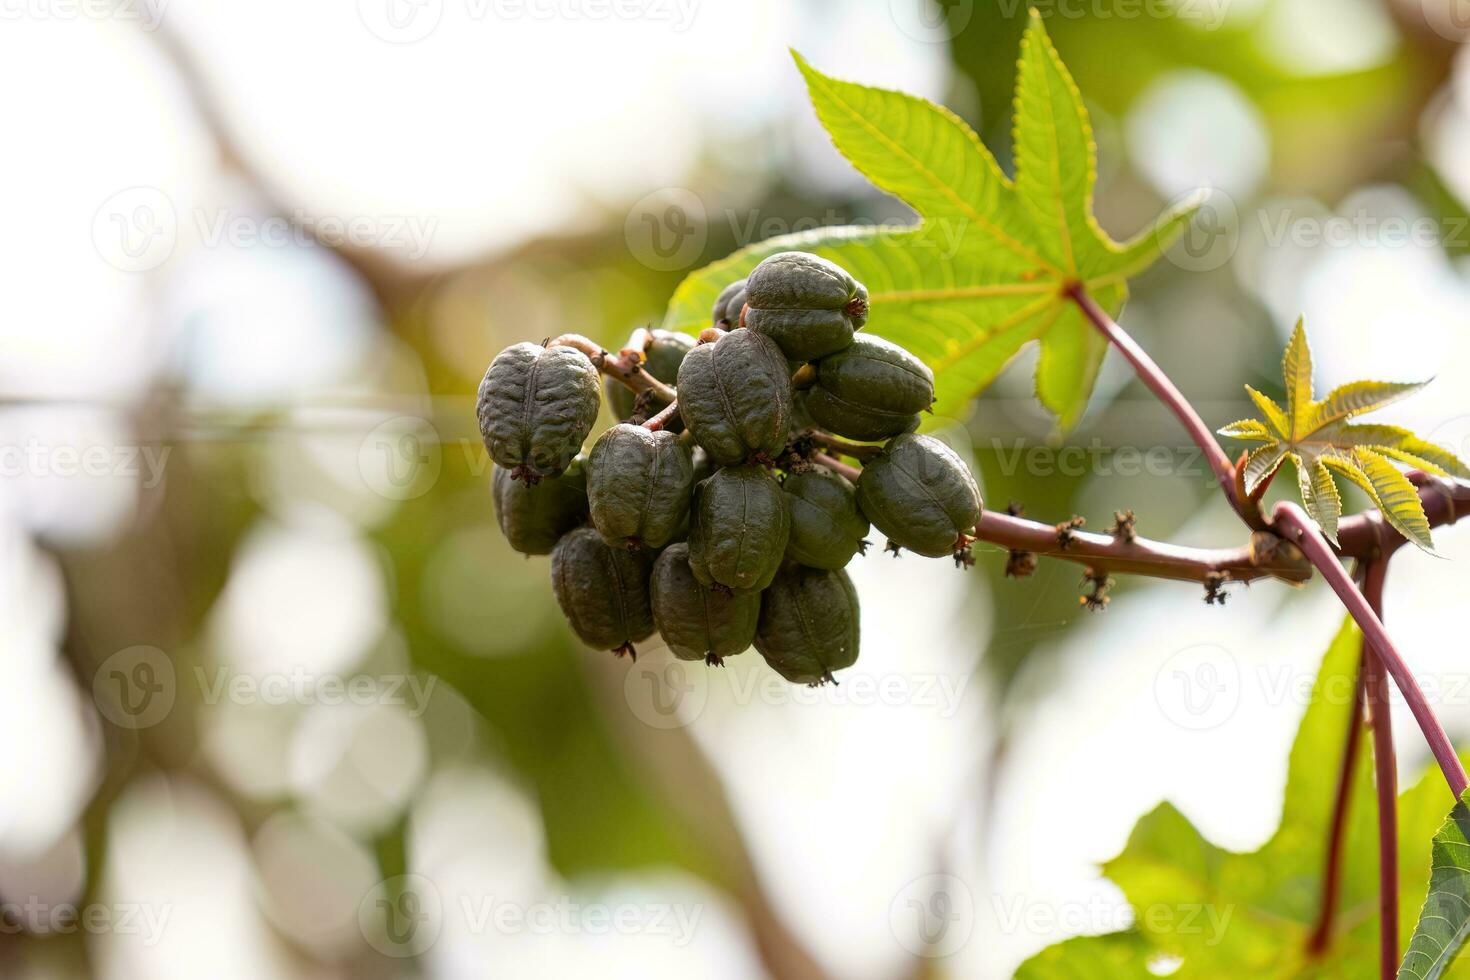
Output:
[587,424,694,549]
[676,329,793,466]
[782,469,870,570]
[651,543,759,665]
[806,335,935,441]
[604,330,694,421]
[687,465,790,593]
[744,252,868,361]
[711,279,748,329]
[492,455,589,556]
[478,341,600,481]
[550,526,656,656]
[856,434,983,557]
[755,564,860,685]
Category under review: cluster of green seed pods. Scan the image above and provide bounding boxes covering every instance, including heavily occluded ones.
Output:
[476,250,984,685]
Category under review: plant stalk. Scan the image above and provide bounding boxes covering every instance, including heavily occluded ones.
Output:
[812,453,862,482]
[642,400,681,432]
[1068,286,1245,519]
[805,430,884,462]
[1362,555,1400,980]
[548,332,678,403]
[1307,652,1366,956]
[1274,502,1466,798]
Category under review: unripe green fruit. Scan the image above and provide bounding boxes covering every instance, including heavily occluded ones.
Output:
[550,527,655,655]
[755,563,860,685]
[492,455,589,556]
[587,424,694,549]
[782,469,870,570]
[687,465,790,593]
[676,329,793,466]
[806,335,934,441]
[604,330,694,421]
[711,279,748,328]
[856,434,983,557]
[478,342,600,481]
[651,543,759,664]
[744,252,868,361]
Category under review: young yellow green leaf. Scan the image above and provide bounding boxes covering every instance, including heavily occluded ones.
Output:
[1217,319,1462,550]
[658,10,1200,430]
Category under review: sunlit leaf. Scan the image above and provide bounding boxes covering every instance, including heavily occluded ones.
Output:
[1218,319,1461,550]
[1398,793,1470,980]
[1019,619,1470,977]
[659,10,1199,430]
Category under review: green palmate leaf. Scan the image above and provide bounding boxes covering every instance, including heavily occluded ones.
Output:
[1217,318,1465,550]
[659,10,1199,430]
[1399,794,1470,980]
[1014,930,1157,979]
[1018,619,1470,978]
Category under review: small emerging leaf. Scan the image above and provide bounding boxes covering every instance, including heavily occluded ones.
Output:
[1218,319,1463,551]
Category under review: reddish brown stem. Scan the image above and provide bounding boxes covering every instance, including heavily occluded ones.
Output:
[548,332,677,403]
[812,453,861,482]
[1068,286,1247,521]
[1274,502,1467,798]
[642,400,681,432]
[1308,651,1366,956]
[974,510,1311,585]
[1362,555,1399,980]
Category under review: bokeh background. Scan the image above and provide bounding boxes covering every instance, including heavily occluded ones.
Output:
[4,0,1470,976]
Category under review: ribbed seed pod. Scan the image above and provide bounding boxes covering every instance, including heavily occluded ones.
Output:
[587,424,694,549]
[806,335,935,441]
[650,543,759,665]
[492,456,589,556]
[782,469,870,570]
[711,279,749,329]
[856,434,983,557]
[676,329,793,466]
[550,527,655,656]
[755,564,860,685]
[687,465,790,593]
[478,342,600,481]
[744,252,868,361]
[604,330,693,421]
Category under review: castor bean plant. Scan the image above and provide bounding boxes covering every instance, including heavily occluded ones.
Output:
[480,15,1470,974]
